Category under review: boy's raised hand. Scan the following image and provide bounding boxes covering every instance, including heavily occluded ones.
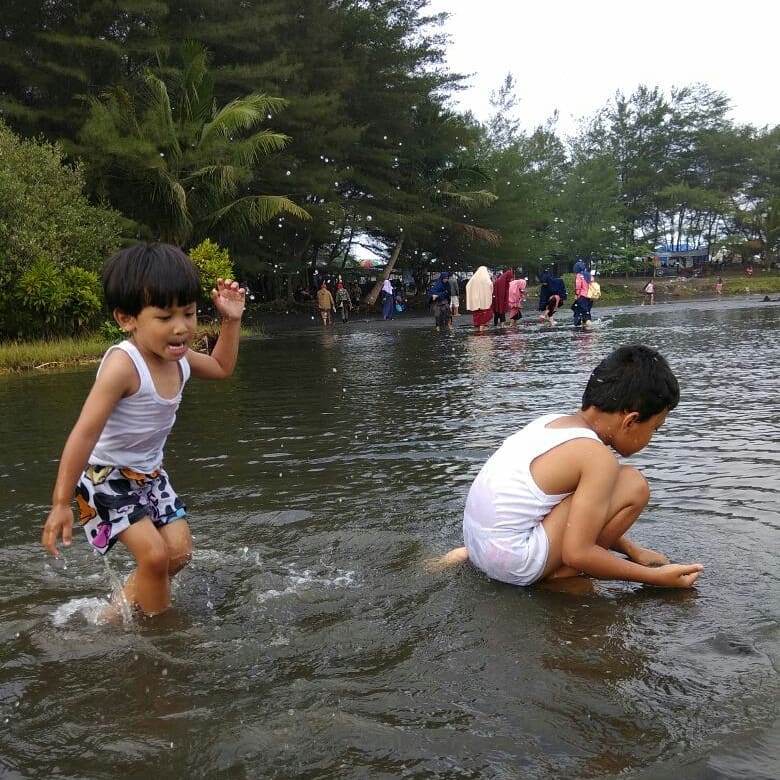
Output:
[652,563,704,588]
[211,278,246,321]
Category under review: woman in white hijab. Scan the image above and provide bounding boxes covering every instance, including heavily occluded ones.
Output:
[465,266,493,332]
[380,278,395,319]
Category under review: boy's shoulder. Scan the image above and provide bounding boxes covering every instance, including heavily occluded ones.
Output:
[529,424,615,495]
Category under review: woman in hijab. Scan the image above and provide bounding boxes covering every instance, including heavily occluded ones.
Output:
[538,271,567,325]
[508,275,528,324]
[380,278,395,319]
[465,266,493,332]
[573,260,594,328]
[492,268,514,327]
[428,271,452,332]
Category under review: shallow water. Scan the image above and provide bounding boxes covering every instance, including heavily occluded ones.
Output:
[1,298,778,779]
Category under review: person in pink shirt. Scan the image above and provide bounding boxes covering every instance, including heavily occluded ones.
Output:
[508,275,528,324]
[572,260,593,329]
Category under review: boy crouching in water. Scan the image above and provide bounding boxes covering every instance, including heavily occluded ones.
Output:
[438,344,703,588]
[41,243,246,616]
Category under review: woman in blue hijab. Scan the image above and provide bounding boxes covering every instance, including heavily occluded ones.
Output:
[428,272,452,332]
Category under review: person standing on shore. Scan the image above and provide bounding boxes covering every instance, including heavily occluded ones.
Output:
[715,277,723,295]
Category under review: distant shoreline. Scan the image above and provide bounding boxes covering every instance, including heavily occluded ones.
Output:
[3,286,779,374]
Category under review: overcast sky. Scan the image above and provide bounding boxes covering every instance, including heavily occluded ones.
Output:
[427,0,779,137]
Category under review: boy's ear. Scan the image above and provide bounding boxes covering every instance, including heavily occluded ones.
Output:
[113,309,136,332]
[620,411,641,429]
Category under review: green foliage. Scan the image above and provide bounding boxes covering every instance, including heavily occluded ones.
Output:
[188,238,235,299]
[18,258,103,337]
[99,319,124,342]
[0,0,165,141]
[0,120,122,337]
[78,43,309,247]
[2,0,778,306]
[0,334,113,373]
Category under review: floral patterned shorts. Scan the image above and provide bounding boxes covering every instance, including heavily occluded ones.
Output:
[75,464,186,555]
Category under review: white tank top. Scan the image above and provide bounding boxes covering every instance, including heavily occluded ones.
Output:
[464,413,600,540]
[89,340,191,472]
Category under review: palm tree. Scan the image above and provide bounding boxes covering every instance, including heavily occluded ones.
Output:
[80,42,309,245]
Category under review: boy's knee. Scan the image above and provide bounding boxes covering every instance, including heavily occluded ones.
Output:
[138,543,171,577]
[622,465,650,506]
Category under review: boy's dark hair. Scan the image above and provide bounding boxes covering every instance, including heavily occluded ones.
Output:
[582,344,679,421]
[102,243,201,315]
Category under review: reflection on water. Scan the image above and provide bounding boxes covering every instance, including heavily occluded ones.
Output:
[0,298,778,778]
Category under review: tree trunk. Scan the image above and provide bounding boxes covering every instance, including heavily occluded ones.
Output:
[363,235,404,305]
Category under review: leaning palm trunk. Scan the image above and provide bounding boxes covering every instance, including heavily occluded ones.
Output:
[364,235,404,305]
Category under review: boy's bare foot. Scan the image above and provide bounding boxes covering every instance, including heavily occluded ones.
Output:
[629,546,669,567]
[424,546,469,573]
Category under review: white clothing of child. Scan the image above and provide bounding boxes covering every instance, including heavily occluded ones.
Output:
[463,414,600,585]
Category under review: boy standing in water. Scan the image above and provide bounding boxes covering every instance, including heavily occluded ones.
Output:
[42,243,246,616]
[438,345,703,588]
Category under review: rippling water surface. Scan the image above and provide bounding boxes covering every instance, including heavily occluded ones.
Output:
[1,298,778,779]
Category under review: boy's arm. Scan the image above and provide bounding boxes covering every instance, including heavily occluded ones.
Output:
[188,279,245,380]
[561,449,702,587]
[42,351,136,556]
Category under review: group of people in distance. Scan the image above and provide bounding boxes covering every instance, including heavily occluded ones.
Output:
[540,259,601,329]
[316,279,356,325]
[428,266,530,333]
[430,260,600,333]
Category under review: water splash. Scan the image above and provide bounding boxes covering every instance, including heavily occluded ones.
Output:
[50,558,132,626]
[102,557,133,623]
[52,596,111,626]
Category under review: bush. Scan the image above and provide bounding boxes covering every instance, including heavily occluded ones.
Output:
[188,238,235,303]
[18,259,103,337]
[0,120,123,337]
